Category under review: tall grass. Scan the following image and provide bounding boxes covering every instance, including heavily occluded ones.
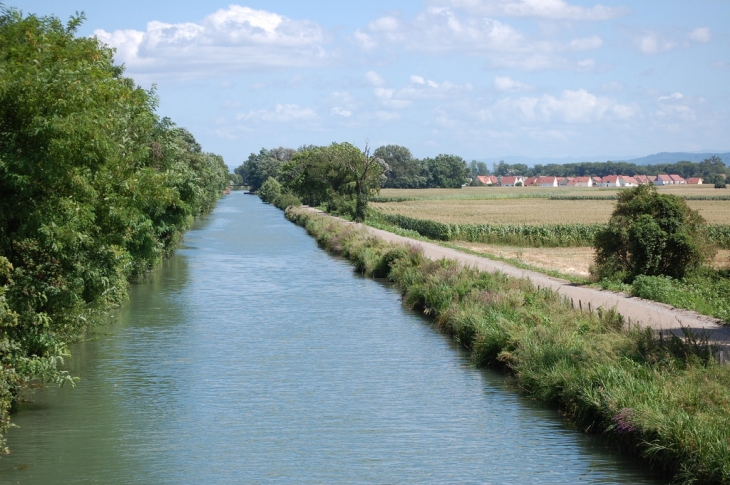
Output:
[286,206,730,485]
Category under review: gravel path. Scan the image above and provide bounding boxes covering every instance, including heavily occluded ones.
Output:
[305,208,730,347]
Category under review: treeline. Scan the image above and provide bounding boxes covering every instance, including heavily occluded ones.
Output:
[0,8,228,448]
[238,144,729,191]
[492,157,728,182]
[235,144,471,192]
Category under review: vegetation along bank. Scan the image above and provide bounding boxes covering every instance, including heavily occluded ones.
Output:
[282,205,730,485]
[0,8,229,450]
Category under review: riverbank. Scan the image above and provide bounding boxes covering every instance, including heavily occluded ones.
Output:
[286,206,730,485]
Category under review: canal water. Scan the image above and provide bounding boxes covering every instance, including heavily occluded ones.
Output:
[0,192,665,484]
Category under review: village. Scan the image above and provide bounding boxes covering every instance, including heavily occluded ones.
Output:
[474,173,704,187]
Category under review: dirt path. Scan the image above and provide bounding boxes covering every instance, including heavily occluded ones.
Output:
[305,208,730,346]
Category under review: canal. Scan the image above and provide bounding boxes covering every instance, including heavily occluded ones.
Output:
[0,192,664,484]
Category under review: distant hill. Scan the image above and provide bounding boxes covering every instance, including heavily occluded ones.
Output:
[623,152,730,165]
[480,152,729,167]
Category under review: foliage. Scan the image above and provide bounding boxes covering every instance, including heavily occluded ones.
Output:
[631,273,730,323]
[234,146,295,192]
[421,154,470,188]
[592,185,715,282]
[272,192,302,210]
[257,177,282,204]
[375,144,425,189]
[0,7,228,449]
[287,207,730,485]
[279,142,384,221]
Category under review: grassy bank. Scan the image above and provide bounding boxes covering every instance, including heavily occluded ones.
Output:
[286,206,730,485]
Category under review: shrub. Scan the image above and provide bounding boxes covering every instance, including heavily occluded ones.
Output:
[257,176,282,204]
[272,192,302,210]
[591,184,715,283]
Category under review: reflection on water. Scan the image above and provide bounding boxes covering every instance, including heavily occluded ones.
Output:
[0,193,665,484]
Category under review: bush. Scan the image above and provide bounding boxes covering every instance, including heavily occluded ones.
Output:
[272,192,302,210]
[592,184,715,283]
[257,176,282,204]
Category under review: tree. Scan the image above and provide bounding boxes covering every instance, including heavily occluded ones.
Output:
[374,144,425,188]
[422,154,469,188]
[257,177,282,204]
[281,142,383,221]
[591,185,715,282]
[234,147,295,192]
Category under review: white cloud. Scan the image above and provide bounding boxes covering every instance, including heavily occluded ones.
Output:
[365,71,387,87]
[658,92,684,102]
[428,0,630,20]
[355,7,606,71]
[331,107,352,117]
[688,27,711,43]
[236,103,318,122]
[636,32,678,55]
[494,75,533,91]
[355,8,524,55]
[490,89,637,123]
[94,5,331,77]
[374,87,413,109]
[569,35,602,51]
[374,111,402,121]
[635,28,711,56]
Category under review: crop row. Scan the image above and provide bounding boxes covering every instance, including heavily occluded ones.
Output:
[372,211,730,249]
[550,195,730,201]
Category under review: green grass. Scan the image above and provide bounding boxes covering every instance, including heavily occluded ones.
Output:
[286,206,730,485]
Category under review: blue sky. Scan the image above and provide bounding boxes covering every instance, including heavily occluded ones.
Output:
[15,1,730,168]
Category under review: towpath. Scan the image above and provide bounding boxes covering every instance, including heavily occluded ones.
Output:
[305,208,730,347]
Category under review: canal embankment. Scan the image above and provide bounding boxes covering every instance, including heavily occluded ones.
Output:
[287,205,730,485]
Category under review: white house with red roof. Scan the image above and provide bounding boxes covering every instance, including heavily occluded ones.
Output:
[599,175,624,187]
[568,176,593,187]
[669,174,686,184]
[499,175,524,186]
[535,176,558,187]
[686,177,703,184]
[476,175,499,185]
[654,174,674,185]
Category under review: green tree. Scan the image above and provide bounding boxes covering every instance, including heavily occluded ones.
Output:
[234,146,295,192]
[375,144,425,188]
[281,142,383,221]
[422,154,469,188]
[258,176,282,204]
[591,185,715,282]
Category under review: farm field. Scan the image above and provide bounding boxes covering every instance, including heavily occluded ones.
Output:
[453,243,730,278]
[373,187,730,225]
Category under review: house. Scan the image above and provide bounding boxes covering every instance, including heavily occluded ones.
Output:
[500,175,524,186]
[634,175,654,185]
[558,177,572,186]
[669,174,686,184]
[599,175,624,187]
[476,175,499,186]
[568,176,593,187]
[654,174,673,186]
[622,176,639,187]
[591,176,602,186]
[686,177,703,185]
[535,176,558,187]
[523,176,538,186]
